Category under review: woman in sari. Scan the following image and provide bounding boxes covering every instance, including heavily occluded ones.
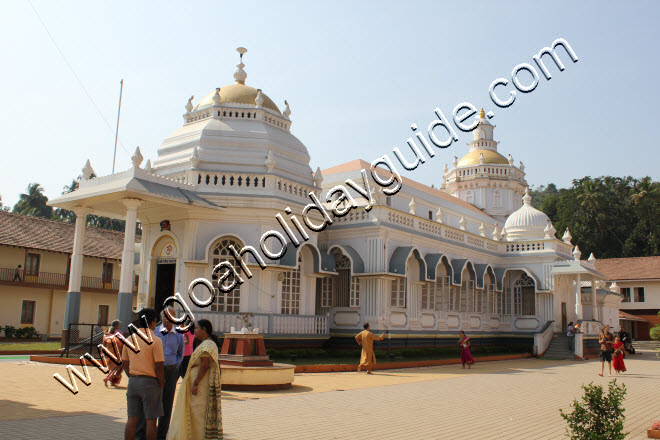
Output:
[612,335,627,374]
[102,320,123,387]
[458,331,475,369]
[167,319,223,439]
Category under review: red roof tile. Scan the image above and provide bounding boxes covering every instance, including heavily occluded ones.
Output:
[594,256,660,281]
[0,211,139,259]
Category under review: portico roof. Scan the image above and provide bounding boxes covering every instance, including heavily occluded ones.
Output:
[551,259,606,279]
[48,166,223,222]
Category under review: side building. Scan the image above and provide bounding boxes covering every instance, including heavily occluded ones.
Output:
[0,211,138,337]
[595,256,660,341]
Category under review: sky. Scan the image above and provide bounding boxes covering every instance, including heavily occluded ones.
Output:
[1,0,659,208]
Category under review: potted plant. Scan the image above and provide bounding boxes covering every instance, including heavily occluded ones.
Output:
[648,421,660,439]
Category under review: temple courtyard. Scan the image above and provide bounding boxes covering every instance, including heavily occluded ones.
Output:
[0,353,658,439]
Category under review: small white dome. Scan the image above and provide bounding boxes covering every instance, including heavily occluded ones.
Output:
[504,189,552,241]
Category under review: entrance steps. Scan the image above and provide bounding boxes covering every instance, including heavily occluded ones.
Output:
[542,335,575,360]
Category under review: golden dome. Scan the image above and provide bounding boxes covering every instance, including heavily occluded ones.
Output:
[195,83,281,114]
[457,149,508,167]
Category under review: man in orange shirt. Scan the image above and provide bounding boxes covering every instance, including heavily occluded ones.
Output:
[122,308,165,440]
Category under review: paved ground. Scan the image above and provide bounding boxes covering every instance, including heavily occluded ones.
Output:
[0,352,658,439]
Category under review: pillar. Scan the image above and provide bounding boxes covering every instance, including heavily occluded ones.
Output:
[575,274,583,320]
[63,207,90,338]
[117,199,143,330]
[592,277,599,321]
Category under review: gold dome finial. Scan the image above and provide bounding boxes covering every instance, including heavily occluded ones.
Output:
[479,108,485,119]
[234,47,248,84]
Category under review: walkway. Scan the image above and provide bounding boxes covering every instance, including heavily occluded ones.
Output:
[0,353,658,439]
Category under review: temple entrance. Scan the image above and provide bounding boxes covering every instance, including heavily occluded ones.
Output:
[154,260,175,316]
[561,302,567,332]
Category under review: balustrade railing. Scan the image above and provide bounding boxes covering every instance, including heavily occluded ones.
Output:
[0,267,126,292]
[194,310,330,336]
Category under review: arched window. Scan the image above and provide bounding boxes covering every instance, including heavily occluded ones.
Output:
[210,237,242,312]
[465,189,474,205]
[281,255,302,314]
[493,189,502,208]
[478,129,485,140]
[513,273,535,315]
[334,254,351,307]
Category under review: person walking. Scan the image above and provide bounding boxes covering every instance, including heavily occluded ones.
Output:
[612,335,627,374]
[103,320,124,387]
[458,331,475,369]
[167,319,223,439]
[122,308,165,440]
[355,323,385,374]
[154,308,184,440]
[179,325,195,379]
[567,322,575,351]
[598,324,615,377]
[12,264,22,281]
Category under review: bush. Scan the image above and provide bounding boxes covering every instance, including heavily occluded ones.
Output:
[22,327,39,339]
[559,380,627,440]
[4,325,16,338]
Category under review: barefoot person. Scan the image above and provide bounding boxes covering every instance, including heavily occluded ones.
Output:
[458,331,475,369]
[355,323,385,374]
[598,325,615,377]
[612,335,627,374]
[103,320,124,387]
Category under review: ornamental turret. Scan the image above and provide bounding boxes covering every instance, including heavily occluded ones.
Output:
[441,107,528,222]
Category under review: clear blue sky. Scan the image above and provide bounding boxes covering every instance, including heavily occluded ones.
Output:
[2,0,659,207]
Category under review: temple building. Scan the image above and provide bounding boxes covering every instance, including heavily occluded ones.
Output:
[45,48,623,356]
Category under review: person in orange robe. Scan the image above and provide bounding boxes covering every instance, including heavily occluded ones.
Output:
[355,323,385,374]
[612,335,627,374]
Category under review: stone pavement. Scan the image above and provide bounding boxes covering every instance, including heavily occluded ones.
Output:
[0,353,658,439]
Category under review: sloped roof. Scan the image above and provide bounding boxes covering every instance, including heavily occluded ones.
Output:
[594,256,660,281]
[0,211,138,259]
[321,159,493,219]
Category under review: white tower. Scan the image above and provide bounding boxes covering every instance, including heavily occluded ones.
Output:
[441,108,527,222]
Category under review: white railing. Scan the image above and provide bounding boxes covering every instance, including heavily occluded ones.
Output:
[194,311,329,336]
[534,321,554,356]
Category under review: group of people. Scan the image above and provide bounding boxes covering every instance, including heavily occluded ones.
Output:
[598,324,629,377]
[103,308,224,440]
[355,324,475,373]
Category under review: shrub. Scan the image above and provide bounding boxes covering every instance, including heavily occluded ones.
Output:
[22,327,39,339]
[652,421,660,431]
[559,380,627,440]
[4,325,16,338]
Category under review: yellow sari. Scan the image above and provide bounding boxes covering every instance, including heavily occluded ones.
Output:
[167,339,223,439]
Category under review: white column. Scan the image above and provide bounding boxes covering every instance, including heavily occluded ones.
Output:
[63,207,90,332]
[592,277,599,321]
[117,199,143,328]
[575,274,583,320]
[136,223,150,310]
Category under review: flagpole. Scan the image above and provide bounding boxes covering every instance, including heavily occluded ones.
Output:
[112,79,124,174]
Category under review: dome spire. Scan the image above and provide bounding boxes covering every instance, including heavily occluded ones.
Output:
[523,187,532,206]
[479,108,485,119]
[234,47,248,84]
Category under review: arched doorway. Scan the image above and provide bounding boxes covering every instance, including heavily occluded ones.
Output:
[152,235,178,317]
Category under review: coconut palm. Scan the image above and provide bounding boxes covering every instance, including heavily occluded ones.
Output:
[631,177,659,239]
[12,183,53,218]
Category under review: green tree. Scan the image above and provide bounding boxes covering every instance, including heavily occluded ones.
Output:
[560,380,627,440]
[630,177,659,240]
[12,183,53,218]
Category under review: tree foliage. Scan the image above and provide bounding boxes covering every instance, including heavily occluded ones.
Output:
[559,380,627,440]
[531,176,660,258]
[10,177,138,235]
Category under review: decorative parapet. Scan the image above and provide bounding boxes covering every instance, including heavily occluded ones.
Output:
[183,104,291,132]
[78,166,197,190]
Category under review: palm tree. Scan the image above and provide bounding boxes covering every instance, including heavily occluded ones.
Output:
[577,178,625,248]
[12,183,53,218]
[631,177,659,239]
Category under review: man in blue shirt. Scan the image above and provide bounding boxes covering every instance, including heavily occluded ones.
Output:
[154,307,184,440]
